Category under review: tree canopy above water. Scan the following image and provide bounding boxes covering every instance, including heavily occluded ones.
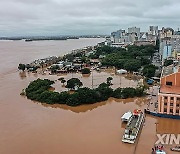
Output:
[24,78,145,106]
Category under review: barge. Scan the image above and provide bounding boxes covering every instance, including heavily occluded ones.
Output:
[122,109,145,144]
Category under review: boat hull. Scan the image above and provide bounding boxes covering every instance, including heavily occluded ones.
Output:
[144,109,180,119]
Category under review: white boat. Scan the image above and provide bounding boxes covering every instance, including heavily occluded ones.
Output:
[122,109,145,144]
[121,111,132,122]
[171,146,180,152]
[152,145,166,154]
[155,151,166,154]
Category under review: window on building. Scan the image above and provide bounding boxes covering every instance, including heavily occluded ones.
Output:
[170,103,174,106]
[170,109,173,113]
[176,110,179,114]
[177,98,180,101]
[171,97,174,101]
[166,82,172,86]
[164,97,168,100]
[164,102,167,106]
[177,104,180,107]
[164,108,167,112]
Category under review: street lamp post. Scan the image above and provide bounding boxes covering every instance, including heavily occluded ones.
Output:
[155,122,159,133]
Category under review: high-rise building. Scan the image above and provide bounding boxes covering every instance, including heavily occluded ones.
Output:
[111,29,125,43]
[160,27,174,40]
[159,27,174,62]
[128,27,140,38]
[149,26,158,36]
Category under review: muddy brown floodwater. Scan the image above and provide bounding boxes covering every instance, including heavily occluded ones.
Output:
[0,39,179,154]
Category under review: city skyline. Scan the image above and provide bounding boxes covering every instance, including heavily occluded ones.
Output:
[0,0,180,36]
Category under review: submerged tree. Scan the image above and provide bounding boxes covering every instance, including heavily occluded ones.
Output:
[106,77,113,86]
[143,64,158,78]
[24,78,145,106]
[50,65,59,74]
[18,63,26,71]
[164,59,173,67]
[81,68,91,74]
[58,77,65,81]
[65,78,83,90]
[58,77,66,86]
[61,79,66,86]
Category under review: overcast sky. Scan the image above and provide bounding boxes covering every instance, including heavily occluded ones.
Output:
[0,0,180,36]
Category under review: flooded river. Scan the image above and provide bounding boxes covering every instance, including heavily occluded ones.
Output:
[0,38,179,154]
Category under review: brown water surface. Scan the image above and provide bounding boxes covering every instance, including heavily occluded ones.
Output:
[0,39,179,154]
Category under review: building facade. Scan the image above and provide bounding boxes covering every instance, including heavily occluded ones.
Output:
[111,29,125,43]
[128,27,140,39]
[149,26,158,36]
[158,66,180,116]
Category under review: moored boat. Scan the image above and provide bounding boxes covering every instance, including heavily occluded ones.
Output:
[25,39,33,42]
[122,109,145,144]
[121,111,132,122]
[152,145,166,154]
[170,146,180,152]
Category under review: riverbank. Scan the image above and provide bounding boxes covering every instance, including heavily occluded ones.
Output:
[0,38,105,75]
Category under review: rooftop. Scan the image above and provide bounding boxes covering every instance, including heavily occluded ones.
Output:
[161,65,174,77]
[161,63,180,77]
[160,64,180,94]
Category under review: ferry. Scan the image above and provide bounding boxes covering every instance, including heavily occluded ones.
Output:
[152,145,166,154]
[122,109,145,144]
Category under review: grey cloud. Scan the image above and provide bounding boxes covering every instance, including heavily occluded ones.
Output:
[0,0,180,36]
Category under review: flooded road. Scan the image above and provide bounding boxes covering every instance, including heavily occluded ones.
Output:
[0,39,179,154]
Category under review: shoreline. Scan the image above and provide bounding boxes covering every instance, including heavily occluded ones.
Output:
[41,96,148,113]
[0,38,105,76]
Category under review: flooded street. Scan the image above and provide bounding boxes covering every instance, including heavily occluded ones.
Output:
[0,39,179,154]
